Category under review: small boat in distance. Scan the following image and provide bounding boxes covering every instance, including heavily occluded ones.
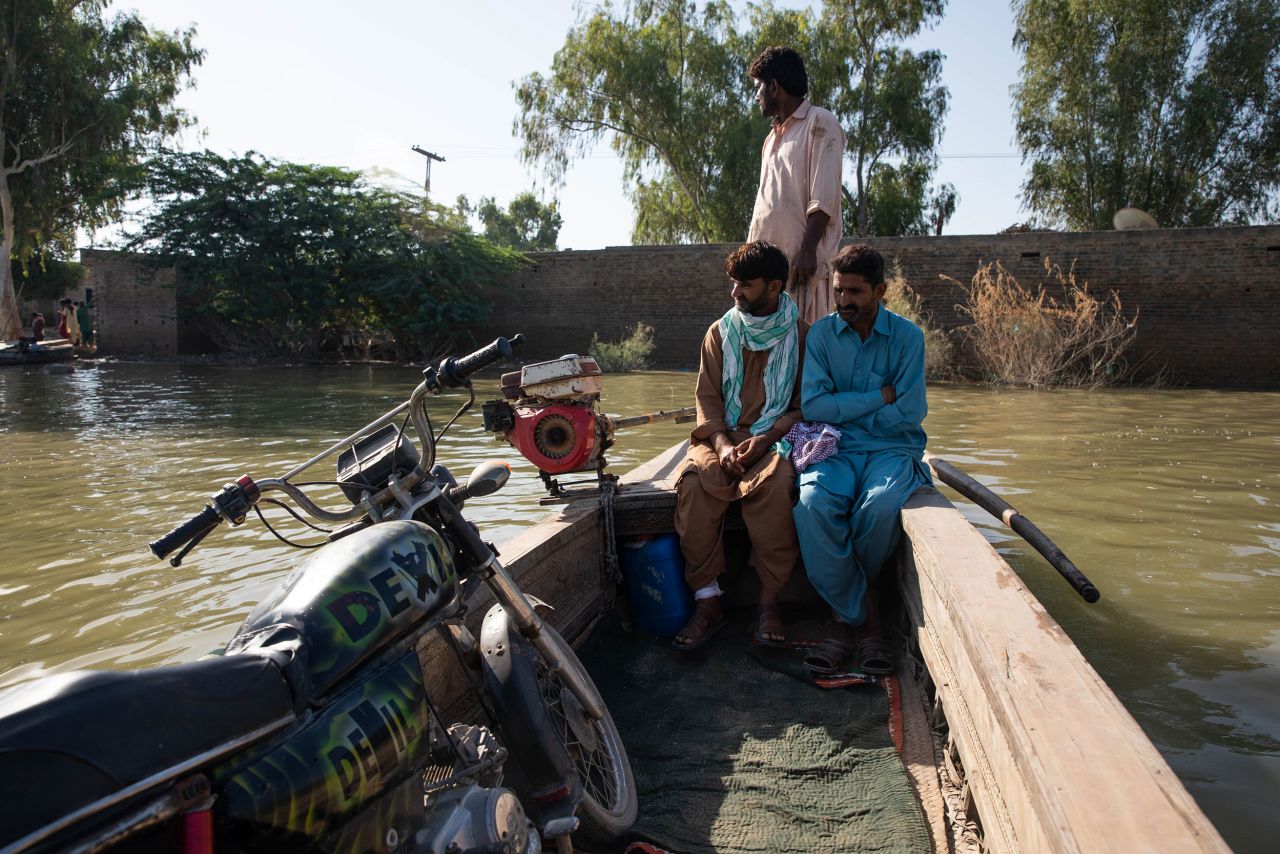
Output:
[0,338,74,367]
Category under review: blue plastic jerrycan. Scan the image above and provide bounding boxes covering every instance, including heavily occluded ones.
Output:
[619,534,694,638]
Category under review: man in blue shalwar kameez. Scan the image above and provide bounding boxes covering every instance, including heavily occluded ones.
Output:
[793,243,932,674]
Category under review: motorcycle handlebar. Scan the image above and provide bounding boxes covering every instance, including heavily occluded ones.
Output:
[435,334,524,388]
[149,504,222,559]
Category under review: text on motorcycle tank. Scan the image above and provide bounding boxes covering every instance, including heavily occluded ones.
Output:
[217,652,432,840]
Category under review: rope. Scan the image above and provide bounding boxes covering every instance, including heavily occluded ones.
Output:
[599,472,622,584]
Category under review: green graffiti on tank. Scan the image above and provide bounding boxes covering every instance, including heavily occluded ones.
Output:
[229,520,459,697]
[217,652,432,841]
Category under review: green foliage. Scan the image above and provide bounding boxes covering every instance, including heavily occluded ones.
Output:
[475,191,562,251]
[10,258,86,301]
[0,0,202,338]
[128,150,523,359]
[515,1,762,244]
[1012,0,1280,229]
[514,0,956,244]
[591,323,656,372]
[882,260,953,379]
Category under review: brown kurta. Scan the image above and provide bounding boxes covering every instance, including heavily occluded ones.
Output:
[674,318,809,595]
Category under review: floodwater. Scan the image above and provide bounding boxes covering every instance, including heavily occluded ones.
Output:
[1,363,1277,851]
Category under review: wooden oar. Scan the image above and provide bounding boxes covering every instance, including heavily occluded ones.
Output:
[923,452,1101,603]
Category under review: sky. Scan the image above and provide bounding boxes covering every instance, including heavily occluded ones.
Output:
[108,0,1028,250]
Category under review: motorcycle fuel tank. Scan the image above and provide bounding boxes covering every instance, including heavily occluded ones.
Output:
[228,521,458,698]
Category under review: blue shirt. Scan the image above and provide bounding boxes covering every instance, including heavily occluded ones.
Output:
[800,306,928,456]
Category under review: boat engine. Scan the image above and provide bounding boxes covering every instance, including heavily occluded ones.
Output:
[482,355,616,495]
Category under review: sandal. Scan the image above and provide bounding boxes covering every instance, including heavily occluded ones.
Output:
[802,638,855,675]
[856,636,895,675]
[672,599,726,651]
[753,602,787,647]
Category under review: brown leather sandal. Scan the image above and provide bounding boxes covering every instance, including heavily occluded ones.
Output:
[753,602,787,647]
[672,598,726,651]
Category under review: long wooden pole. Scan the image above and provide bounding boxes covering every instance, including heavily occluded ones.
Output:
[923,452,1101,603]
[608,406,697,430]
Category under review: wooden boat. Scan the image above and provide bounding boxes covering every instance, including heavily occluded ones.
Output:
[418,441,1229,853]
[0,339,74,366]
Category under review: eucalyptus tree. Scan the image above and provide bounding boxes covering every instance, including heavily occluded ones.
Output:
[515,0,954,243]
[0,0,202,340]
[1013,0,1280,229]
[515,0,761,243]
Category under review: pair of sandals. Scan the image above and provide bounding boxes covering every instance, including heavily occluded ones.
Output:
[802,634,894,676]
[673,601,786,651]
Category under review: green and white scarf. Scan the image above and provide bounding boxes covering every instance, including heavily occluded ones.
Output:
[719,292,799,446]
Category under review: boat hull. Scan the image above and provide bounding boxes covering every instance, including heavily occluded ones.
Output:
[413,441,1228,852]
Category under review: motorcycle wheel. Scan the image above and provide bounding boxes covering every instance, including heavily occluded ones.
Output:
[533,624,638,844]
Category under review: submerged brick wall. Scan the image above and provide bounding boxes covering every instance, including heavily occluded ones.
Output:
[80,249,179,357]
[475,225,1280,388]
[80,225,1280,387]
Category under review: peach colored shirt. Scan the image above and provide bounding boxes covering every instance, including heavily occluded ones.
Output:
[747,100,845,324]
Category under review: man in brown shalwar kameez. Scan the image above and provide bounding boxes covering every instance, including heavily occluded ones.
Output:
[673,241,808,649]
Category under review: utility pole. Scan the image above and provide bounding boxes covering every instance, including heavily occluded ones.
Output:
[411,145,445,194]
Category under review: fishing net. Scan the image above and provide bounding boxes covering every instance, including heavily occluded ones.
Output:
[578,610,932,853]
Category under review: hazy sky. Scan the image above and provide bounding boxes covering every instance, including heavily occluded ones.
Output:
[111,0,1026,249]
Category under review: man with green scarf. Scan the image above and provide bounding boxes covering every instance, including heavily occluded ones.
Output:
[673,241,809,650]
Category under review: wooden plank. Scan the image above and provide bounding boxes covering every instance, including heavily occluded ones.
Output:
[619,440,687,490]
[899,489,1228,853]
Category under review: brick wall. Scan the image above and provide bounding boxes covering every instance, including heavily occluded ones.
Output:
[80,225,1280,387]
[474,225,1280,388]
[80,249,179,357]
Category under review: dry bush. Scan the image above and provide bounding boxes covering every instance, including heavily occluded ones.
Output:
[948,258,1139,388]
[883,260,955,380]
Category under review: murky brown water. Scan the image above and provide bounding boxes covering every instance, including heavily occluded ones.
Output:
[1,364,1276,851]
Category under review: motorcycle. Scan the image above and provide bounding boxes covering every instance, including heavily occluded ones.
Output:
[0,335,638,854]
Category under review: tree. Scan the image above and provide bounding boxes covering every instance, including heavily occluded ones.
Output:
[475,191,562,251]
[515,0,767,243]
[515,0,955,243]
[129,150,522,359]
[1012,0,1280,230]
[0,0,202,339]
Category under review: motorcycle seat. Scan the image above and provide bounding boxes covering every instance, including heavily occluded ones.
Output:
[0,653,294,847]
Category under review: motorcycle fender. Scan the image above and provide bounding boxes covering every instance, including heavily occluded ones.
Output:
[478,604,577,808]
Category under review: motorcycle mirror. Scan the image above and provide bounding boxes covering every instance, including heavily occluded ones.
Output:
[466,460,511,498]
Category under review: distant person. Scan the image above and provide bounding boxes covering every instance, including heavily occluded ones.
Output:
[68,301,85,346]
[30,311,45,342]
[673,241,808,650]
[793,244,931,675]
[746,46,845,326]
[75,300,92,345]
[57,300,71,339]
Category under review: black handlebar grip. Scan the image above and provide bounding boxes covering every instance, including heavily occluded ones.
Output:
[439,334,524,387]
[149,505,222,559]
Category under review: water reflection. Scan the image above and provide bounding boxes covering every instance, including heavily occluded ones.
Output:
[1,366,1277,850]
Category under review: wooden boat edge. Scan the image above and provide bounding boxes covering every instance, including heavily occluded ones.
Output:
[417,441,1229,852]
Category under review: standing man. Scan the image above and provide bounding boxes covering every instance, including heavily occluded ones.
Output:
[674,241,808,650]
[793,244,931,674]
[747,46,845,326]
